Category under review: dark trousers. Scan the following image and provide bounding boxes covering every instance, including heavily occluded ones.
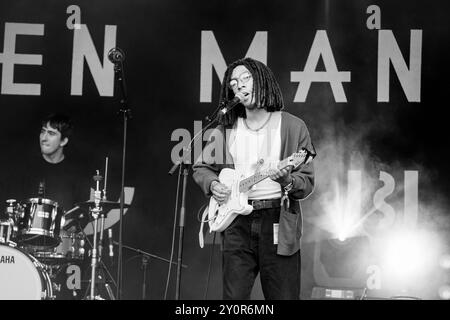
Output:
[222,207,301,300]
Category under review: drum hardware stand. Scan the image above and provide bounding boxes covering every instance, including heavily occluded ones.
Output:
[98,157,117,297]
[98,212,106,262]
[98,156,109,263]
[86,170,118,300]
[103,156,109,202]
[71,214,116,300]
[45,264,62,294]
[88,171,105,300]
[1,199,18,245]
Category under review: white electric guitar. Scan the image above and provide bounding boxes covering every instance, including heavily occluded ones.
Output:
[207,148,313,232]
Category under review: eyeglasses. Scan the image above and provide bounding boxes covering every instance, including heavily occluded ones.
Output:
[228,72,252,90]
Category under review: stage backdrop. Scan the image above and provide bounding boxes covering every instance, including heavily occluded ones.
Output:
[1,0,449,300]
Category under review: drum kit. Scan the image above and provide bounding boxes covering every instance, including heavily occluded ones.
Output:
[0,171,126,300]
[0,197,82,300]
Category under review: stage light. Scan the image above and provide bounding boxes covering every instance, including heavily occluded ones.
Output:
[337,233,347,242]
[384,232,424,278]
[381,228,439,283]
[336,224,350,242]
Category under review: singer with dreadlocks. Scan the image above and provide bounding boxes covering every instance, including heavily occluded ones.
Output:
[193,57,315,300]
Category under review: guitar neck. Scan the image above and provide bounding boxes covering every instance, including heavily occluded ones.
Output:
[238,158,290,193]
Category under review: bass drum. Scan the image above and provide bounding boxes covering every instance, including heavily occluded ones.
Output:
[0,244,53,300]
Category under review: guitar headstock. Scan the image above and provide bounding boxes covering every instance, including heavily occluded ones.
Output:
[286,148,316,169]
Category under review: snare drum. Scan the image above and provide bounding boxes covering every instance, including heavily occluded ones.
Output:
[16,198,64,248]
[0,243,53,300]
[33,230,85,264]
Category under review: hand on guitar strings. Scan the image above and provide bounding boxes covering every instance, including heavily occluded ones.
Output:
[210,180,231,205]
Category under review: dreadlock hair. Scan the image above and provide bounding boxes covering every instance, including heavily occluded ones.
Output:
[41,113,74,140]
[218,57,284,127]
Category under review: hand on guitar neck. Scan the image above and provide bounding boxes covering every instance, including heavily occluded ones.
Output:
[268,166,293,187]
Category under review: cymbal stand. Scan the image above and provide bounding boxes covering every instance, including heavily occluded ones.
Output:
[89,171,103,300]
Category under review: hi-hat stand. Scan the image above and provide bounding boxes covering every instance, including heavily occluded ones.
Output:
[87,170,116,300]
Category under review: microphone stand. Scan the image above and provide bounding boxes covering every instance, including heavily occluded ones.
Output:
[168,101,227,300]
[111,52,131,300]
[142,255,148,300]
[113,241,187,300]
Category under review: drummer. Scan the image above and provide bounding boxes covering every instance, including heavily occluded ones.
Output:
[15,113,91,231]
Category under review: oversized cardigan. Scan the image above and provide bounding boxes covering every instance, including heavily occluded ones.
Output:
[192,111,315,255]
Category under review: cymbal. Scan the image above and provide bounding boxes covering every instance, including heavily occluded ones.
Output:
[75,200,130,212]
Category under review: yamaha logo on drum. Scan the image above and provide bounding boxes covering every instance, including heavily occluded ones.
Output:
[0,255,15,263]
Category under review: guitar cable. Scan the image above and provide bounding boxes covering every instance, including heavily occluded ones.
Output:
[203,231,217,300]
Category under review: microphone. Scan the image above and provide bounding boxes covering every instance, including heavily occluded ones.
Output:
[108,228,114,258]
[219,92,247,115]
[108,47,125,64]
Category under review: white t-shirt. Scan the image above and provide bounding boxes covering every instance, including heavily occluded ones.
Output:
[228,111,282,200]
